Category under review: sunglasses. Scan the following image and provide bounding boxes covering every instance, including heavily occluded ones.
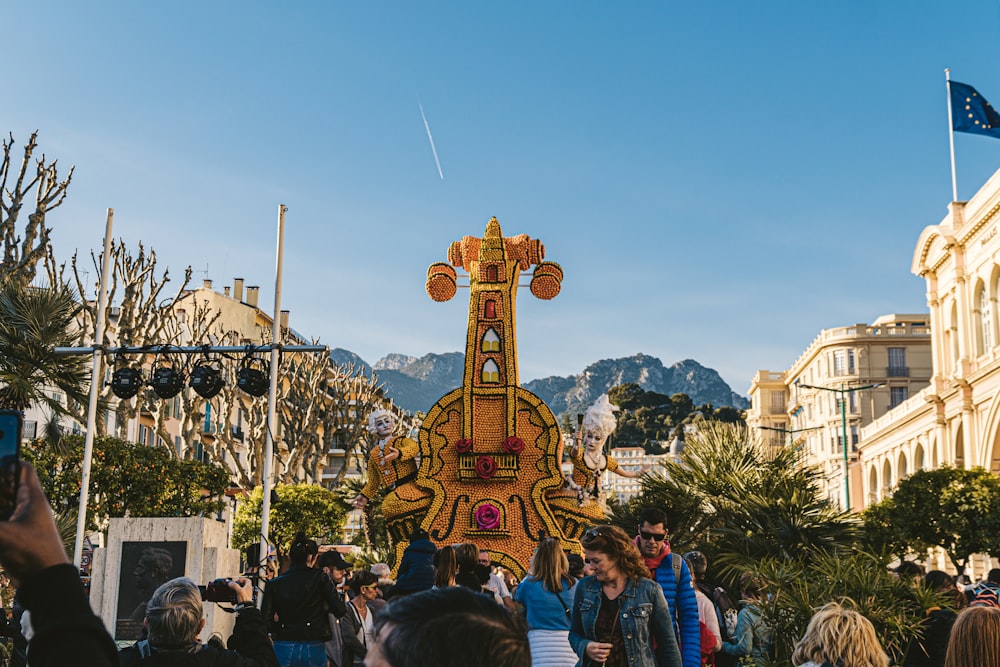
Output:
[639,530,668,542]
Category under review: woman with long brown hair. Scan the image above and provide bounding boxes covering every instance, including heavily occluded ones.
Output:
[432,544,457,588]
[569,525,681,667]
[514,537,578,666]
[944,606,1000,667]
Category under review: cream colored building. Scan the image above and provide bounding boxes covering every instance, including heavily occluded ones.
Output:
[747,314,932,509]
[858,171,1000,577]
[604,446,670,501]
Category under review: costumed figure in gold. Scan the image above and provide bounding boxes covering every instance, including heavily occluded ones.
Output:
[566,395,650,508]
[352,409,431,565]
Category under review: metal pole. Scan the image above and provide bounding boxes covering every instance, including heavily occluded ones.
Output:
[74,209,114,568]
[946,69,959,202]
[258,204,286,592]
[841,384,850,511]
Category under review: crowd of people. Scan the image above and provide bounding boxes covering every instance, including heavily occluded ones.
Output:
[1,461,1000,666]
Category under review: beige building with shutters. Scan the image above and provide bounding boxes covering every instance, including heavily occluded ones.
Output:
[746,314,932,509]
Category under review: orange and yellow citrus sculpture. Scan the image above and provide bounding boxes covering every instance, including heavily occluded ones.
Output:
[410,217,606,576]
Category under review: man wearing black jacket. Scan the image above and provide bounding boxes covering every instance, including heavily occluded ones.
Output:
[118,576,279,666]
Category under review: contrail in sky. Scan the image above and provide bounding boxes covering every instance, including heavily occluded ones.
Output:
[419,101,444,180]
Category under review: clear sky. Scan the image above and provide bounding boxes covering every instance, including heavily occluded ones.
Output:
[5,2,1000,396]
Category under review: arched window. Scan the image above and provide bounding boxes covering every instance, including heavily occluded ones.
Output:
[950,302,960,368]
[484,300,496,319]
[481,360,500,383]
[914,443,925,471]
[481,328,500,352]
[981,285,993,354]
[486,265,499,282]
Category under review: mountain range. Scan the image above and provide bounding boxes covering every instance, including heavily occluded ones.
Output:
[329,349,749,417]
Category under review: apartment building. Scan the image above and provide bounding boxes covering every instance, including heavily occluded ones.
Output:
[746,314,932,509]
[604,446,670,501]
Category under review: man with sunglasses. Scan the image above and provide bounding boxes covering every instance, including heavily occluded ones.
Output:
[635,507,701,667]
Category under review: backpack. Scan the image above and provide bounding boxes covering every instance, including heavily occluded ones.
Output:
[699,620,717,667]
[697,584,737,667]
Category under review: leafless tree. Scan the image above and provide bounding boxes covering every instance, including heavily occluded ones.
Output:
[0,131,73,288]
[66,240,193,437]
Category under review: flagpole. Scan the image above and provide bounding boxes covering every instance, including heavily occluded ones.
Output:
[946,68,959,202]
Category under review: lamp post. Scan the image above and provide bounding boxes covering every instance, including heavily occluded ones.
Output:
[795,381,883,511]
[757,424,820,449]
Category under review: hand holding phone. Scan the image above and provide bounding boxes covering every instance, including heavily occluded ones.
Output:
[0,462,70,583]
[0,411,22,521]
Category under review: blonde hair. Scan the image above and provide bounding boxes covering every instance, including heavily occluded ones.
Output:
[945,606,1000,667]
[790,603,888,667]
[528,537,575,594]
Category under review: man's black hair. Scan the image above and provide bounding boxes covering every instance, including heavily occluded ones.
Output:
[374,586,529,667]
[638,507,667,529]
[988,568,1000,585]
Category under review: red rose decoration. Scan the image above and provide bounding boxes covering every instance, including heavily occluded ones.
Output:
[502,436,525,454]
[474,455,497,479]
[474,503,501,530]
[454,438,474,453]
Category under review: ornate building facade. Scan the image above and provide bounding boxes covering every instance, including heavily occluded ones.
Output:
[746,314,932,508]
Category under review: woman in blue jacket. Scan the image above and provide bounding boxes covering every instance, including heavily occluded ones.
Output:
[515,537,578,666]
[570,525,682,667]
[721,574,773,667]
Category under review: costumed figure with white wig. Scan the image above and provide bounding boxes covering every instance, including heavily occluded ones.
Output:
[352,409,432,568]
[567,395,651,508]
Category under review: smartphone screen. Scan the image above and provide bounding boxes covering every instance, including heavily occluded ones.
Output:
[0,410,22,520]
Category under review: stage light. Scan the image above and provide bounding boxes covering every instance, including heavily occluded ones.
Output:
[237,359,269,397]
[190,361,224,399]
[151,363,185,399]
[110,367,144,399]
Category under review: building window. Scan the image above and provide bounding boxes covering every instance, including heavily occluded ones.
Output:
[481,328,500,352]
[485,265,499,282]
[769,391,785,414]
[832,350,856,376]
[481,360,500,383]
[890,386,908,408]
[887,347,907,377]
[980,286,993,354]
[204,403,212,433]
[484,299,496,319]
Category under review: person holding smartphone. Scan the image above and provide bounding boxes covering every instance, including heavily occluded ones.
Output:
[0,462,118,666]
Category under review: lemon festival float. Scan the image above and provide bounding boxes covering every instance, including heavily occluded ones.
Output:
[357,217,614,575]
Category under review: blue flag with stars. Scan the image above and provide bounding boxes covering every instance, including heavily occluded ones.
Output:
[951,80,1000,139]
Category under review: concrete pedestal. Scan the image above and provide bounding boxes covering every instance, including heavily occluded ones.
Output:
[90,517,240,644]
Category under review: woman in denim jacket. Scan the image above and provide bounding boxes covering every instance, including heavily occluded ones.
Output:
[569,525,683,667]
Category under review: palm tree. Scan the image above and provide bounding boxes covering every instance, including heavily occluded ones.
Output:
[0,280,90,414]
[612,422,857,581]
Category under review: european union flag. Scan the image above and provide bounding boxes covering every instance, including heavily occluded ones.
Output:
[951,80,1000,139]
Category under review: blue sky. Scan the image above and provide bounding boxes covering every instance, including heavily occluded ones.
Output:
[5,2,1000,396]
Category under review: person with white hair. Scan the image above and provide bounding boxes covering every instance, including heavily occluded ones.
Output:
[119,576,278,666]
[351,410,426,515]
[567,395,651,506]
